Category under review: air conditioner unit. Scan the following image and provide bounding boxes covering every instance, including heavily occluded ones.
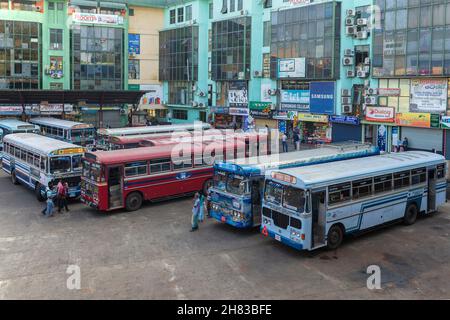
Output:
[342,105,353,114]
[356,31,369,39]
[192,101,199,107]
[342,97,352,105]
[240,10,248,15]
[365,96,378,105]
[198,103,205,108]
[346,26,356,36]
[366,88,378,96]
[364,57,371,65]
[343,57,354,66]
[341,89,352,97]
[344,49,355,56]
[357,70,368,78]
[357,18,368,26]
[345,18,354,26]
[253,70,262,78]
[346,70,355,78]
[198,91,206,97]
[346,9,355,17]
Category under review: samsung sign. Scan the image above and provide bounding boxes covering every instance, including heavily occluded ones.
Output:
[309,82,335,115]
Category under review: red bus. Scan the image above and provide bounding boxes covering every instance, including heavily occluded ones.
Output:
[81,140,247,212]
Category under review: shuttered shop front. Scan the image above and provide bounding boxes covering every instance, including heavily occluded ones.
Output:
[401,127,443,153]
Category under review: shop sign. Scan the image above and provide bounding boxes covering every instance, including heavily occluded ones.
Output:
[378,88,401,97]
[229,108,249,116]
[329,115,360,126]
[228,81,248,108]
[278,58,306,79]
[410,79,448,113]
[40,104,73,114]
[211,106,229,115]
[249,102,272,119]
[396,113,440,128]
[365,106,395,123]
[261,83,272,103]
[377,125,387,152]
[441,116,450,128]
[273,110,297,120]
[72,13,124,26]
[280,90,310,112]
[296,113,329,123]
[309,82,335,115]
[128,34,141,55]
[140,84,163,105]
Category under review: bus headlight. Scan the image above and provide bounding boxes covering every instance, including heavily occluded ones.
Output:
[291,231,301,238]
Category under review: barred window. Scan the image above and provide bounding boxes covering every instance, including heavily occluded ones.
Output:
[352,178,373,200]
[328,183,351,205]
[125,161,148,177]
[394,171,411,189]
[150,158,171,174]
[411,168,426,185]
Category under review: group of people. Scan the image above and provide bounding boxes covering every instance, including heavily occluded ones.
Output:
[282,129,302,153]
[394,137,409,153]
[41,180,70,218]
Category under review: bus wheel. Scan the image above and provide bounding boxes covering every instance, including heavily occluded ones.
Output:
[11,170,19,185]
[35,184,45,202]
[403,204,418,226]
[125,192,143,212]
[202,179,213,196]
[327,225,344,250]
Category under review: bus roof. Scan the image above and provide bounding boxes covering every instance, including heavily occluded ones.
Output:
[215,144,379,176]
[4,133,85,156]
[0,119,40,131]
[269,152,445,189]
[98,123,211,137]
[85,140,246,165]
[30,117,94,130]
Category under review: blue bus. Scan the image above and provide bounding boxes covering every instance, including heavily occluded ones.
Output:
[0,119,40,151]
[30,117,96,147]
[261,152,447,251]
[209,143,380,229]
[2,133,85,201]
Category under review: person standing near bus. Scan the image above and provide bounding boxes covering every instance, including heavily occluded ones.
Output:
[282,133,288,153]
[42,186,55,218]
[58,182,70,213]
[191,193,201,232]
[198,194,205,223]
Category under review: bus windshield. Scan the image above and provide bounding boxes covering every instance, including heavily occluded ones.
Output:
[283,186,305,213]
[50,156,71,174]
[226,175,249,196]
[264,181,283,205]
[82,160,103,182]
[214,171,227,191]
[72,155,83,171]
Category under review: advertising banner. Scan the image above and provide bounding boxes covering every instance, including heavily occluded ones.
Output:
[441,116,450,128]
[309,82,335,115]
[296,113,329,123]
[229,108,249,116]
[365,106,395,123]
[129,34,141,55]
[280,90,310,112]
[377,125,387,152]
[249,102,272,119]
[273,110,297,121]
[378,88,401,97]
[228,82,248,108]
[396,113,440,128]
[329,115,360,126]
[72,13,124,25]
[278,58,306,78]
[139,84,163,106]
[261,83,272,103]
[410,79,448,113]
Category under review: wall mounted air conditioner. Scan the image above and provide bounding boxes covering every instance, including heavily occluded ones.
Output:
[346,26,356,36]
[344,49,355,56]
[346,9,355,17]
[357,70,368,78]
[364,57,371,65]
[346,18,354,26]
[357,18,368,26]
[341,89,352,97]
[253,70,262,78]
[365,96,378,105]
[342,97,352,105]
[356,31,369,39]
[192,101,199,107]
[343,57,354,66]
[366,88,378,96]
[342,105,353,114]
[347,70,355,78]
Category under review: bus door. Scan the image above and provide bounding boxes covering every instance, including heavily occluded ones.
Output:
[428,168,437,212]
[311,190,327,248]
[251,180,262,226]
[108,166,123,209]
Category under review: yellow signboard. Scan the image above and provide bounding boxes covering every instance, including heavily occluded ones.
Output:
[296,113,329,123]
[56,148,85,155]
[395,113,430,128]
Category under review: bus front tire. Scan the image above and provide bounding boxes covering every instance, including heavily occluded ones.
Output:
[125,192,143,212]
[327,224,344,250]
[403,204,418,226]
[11,171,19,185]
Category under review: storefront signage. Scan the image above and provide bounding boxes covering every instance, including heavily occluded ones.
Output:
[441,116,450,128]
[278,58,306,78]
[273,110,297,121]
[280,90,310,112]
[309,82,335,115]
[329,115,360,126]
[289,0,311,4]
[396,113,440,128]
[228,81,248,108]
[249,102,272,119]
[128,34,141,55]
[139,84,163,106]
[229,108,249,116]
[72,13,124,26]
[211,106,229,115]
[365,106,395,123]
[296,113,329,123]
[378,88,401,97]
[261,83,272,103]
[410,79,448,113]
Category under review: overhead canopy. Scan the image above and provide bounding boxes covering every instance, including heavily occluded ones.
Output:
[0,90,146,105]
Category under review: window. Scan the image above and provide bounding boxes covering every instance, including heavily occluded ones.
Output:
[50,29,63,50]
[172,109,188,120]
[209,3,213,19]
[328,183,351,205]
[168,81,193,105]
[173,157,193,170]
[129,8,134,16]
[411,168,427,185]
[57,2,63,11]
[170,9,176,24]
[177,7,184,23]
[374,174,392,194]
[150,158,171,174]
[437,164,446,180]
[394,171,411,189]
[49,2,55,10]
[128,59,140,79]
[352,178,373,200]
[230,0,235,13]
[125,162,148,177]
[237,0,243,11]
[185,5,192,21]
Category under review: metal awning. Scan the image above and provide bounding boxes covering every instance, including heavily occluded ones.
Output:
[0,90,146,105]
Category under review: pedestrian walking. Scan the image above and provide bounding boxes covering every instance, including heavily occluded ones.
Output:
[190,193,201,232]
[58,182,70,213]
[282,133,288,153]
[206,190,212,218]
[41,186,55,218]
[293,131,301,151]
[198,194,205,222]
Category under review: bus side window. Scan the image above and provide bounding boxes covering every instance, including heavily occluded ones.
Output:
[40,157,47,171]
[125,161,148,177]
[374,174,393,194]
[328,183,351,205]
[352,178,373,200]
[150,158,171,174]
[394,171,411,189]
[33,155,40,168]
[15,147,21,159]
[437,164,446,179]
[411,168,427,185]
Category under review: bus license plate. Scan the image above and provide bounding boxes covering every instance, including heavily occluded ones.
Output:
[275,234,281,242]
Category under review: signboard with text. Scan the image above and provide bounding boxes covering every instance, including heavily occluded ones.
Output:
[278,58,306,79]
[309,82,335,115]
[128,34,141,55]
[365,106,395,123]
[228,82,248,108]
[280,90,310,112]
[72,13,124,26]
[410,79,448,113]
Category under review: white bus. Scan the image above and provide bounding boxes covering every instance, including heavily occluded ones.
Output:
[261,152,447,251]
[2,133,85,201]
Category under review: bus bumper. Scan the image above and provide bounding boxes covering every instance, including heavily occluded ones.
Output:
[80,196,98,209]
[211,210,253,229]
[262,227,304,251]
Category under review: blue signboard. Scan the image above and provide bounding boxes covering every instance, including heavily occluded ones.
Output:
[329,115,360,125]
[310,82,335,115]
[128,34,140,55]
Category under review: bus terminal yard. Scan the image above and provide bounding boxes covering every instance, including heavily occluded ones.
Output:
[0,170,449,300]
